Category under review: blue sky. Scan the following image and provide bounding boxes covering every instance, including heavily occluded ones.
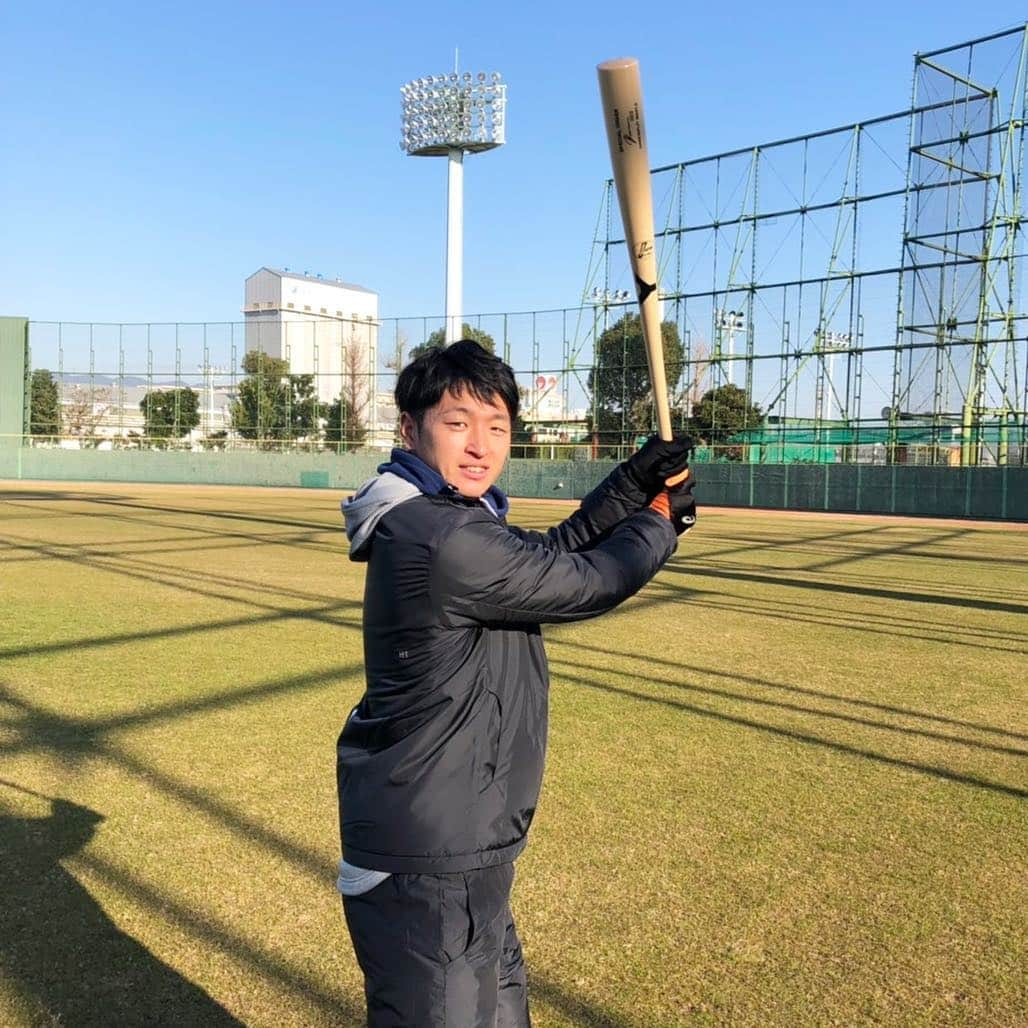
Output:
[2,1,1025,328]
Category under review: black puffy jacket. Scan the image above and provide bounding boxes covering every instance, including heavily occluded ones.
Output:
[336,466,677,873]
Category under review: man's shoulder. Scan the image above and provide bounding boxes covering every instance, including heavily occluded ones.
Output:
[379,492,495,539]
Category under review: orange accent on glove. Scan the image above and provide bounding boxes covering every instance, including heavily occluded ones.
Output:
[664,467,690,488]
[649,490,672,520]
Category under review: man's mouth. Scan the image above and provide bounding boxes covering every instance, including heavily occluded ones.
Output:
[461,465,489,476]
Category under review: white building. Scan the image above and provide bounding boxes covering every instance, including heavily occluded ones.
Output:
[51,379,232,448]
[244,267,379,410]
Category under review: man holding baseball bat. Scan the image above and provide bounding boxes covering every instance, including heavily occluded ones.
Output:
[336,340,694,1027]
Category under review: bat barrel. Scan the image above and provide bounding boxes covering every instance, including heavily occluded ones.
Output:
[597,57,674,442]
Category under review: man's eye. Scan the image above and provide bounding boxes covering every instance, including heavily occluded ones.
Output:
[492,427,508,435]
[448,421,466,429]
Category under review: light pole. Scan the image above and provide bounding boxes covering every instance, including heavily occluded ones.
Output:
[715,309,745,387]
[815,331,851,422]
[197,363,227,436]
[401,68,507,344]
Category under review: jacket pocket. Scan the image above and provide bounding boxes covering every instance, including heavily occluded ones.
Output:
[439,873,474,965]
[478,689,502,793]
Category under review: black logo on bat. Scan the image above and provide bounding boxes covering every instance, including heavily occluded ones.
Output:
[623,104,643,148]
[634,276,657,303]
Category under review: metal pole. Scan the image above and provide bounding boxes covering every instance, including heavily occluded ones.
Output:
[446,148,464,344]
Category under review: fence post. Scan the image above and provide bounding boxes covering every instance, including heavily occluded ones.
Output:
[0,317,29,480]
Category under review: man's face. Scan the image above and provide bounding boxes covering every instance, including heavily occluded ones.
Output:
[400,388,512,498]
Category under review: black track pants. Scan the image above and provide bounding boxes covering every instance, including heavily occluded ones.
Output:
[342,863,530,1027]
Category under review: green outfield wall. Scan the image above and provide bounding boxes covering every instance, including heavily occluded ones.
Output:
[3,446,1025,520]
[0,318,29,480]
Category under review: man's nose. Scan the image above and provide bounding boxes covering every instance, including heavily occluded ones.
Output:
[465,431,487,456]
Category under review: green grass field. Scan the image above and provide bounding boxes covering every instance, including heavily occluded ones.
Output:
[1,481,1025,1027]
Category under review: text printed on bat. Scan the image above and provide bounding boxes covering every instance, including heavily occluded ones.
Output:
[635,241,653,261]
[611,103,645,153]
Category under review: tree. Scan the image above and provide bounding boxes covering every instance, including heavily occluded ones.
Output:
[64,385,113,447]
[29,369,60,439]
[289,372,319,442]
[140,388,200,444]
[324,396,366,452]
[324,336,371,451]
[229,351,318,446]
[509,385,537,459]
[407,324,496,364]
[690,383,763,454]
[587,313,684,452]
[384,328,408,373]
[683,340,711,417]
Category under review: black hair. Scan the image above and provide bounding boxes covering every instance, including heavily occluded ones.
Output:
[395,340,519,426]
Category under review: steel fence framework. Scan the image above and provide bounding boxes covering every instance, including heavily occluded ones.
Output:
[584,25,1027,466]
[17,27,1028,467]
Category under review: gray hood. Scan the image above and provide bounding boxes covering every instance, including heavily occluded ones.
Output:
[342,472,421,560]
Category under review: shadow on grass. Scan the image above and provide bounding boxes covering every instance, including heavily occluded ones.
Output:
[0,528,363,641]
[73,846,364,1026]
[614,571,1028,662]
[0,659,369,1023]
[86,494,342,534]
[692,521,910,566]
[0,490,136,502]
[1,494,343,565]
[548,654,1028,759]
[632,574,1028,656]
[662,559,1028,616]
[551,667,1028,799]
[0,666,362,880]
[553,638,1028,744]
[679,592,1025,655]
[527,971,633,1027]
[797,526,969,573]
[1,531,336,567]
[1,489,339,534]
[0,788,244,1027]
[0,601,361,662]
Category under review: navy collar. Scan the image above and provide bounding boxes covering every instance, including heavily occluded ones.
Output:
[378,448,510,518]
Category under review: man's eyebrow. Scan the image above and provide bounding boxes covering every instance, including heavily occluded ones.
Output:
[440,406,509,420]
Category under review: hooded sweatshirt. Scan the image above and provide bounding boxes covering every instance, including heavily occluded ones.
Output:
[342,449,509,562]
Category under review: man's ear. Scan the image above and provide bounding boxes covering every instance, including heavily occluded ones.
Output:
[399,412,417,450]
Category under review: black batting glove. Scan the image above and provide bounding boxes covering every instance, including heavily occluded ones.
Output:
[648,471,697,535]
[624,433,695,499]
[668,476,697,535]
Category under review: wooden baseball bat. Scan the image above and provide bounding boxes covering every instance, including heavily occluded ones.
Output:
[597,57,673,442]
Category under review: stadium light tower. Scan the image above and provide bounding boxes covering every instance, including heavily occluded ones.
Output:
[816,330,851,422]
[715,309,745,387]
[401,67,507,343]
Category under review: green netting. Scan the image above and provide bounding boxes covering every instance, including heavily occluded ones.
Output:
[968,470,1011,520]
[827,466,859,511]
